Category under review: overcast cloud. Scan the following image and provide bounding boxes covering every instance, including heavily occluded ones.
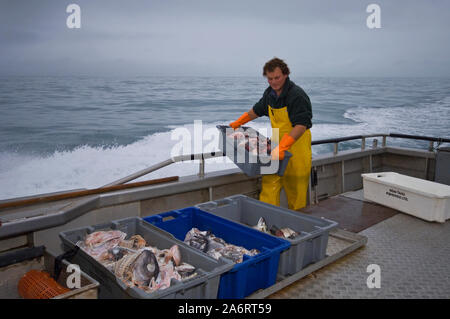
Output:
[0,0,449,76]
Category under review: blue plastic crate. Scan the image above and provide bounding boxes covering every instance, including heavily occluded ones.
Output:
[143,207,290,299]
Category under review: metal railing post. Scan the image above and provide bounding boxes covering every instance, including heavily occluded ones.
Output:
[333,143,339,155]
[198,158,205,178]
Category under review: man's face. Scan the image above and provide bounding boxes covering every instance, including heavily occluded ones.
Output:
[266,67,288,92]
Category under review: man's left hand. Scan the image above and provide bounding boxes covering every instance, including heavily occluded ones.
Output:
[271,133,296,160]
[271,145,284,160]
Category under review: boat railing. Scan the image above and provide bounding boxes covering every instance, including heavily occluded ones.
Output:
[313,133,450,155]
[107,133,450,187]
[103,151,224,186]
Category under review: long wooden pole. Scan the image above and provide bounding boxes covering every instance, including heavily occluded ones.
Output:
[0,176,179,211]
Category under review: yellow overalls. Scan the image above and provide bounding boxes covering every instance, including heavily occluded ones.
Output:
[259,105,312,210]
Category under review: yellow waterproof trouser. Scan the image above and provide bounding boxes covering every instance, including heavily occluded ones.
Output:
[259,105,312,210]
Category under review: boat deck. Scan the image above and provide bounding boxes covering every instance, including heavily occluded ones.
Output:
[2,186,449,299]
[264,190,450,299]
[301,190,399,233]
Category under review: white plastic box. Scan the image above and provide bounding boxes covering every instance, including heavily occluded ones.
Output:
[362,172,450,223]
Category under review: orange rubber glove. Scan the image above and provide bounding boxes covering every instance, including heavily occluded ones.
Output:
[229,112,252,130]
[271,133,296,160]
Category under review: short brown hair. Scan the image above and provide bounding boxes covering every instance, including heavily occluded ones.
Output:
[263,57,290,76]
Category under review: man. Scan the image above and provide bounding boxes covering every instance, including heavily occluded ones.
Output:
[229,57,312,210]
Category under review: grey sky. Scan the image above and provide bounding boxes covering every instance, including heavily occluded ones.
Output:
[0,0,449,76]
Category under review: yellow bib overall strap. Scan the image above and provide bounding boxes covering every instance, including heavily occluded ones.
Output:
[259,105,312,210]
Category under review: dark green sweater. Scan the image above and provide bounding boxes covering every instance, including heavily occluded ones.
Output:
[252,77,312,129]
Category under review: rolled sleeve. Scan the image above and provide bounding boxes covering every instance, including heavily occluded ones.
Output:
[288,95,312,129]
[252,96,268,117]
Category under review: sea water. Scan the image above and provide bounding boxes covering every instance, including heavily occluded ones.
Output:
[0,76,449,200]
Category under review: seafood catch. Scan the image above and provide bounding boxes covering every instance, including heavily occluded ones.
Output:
[252,218,300,239]
[253,217,269,233]
[227,130,272,156]
[184,228,259,263]
[77,230,197,293]
[272,226,299,239]
[119,234,146,249]
[114,249,159,289]
[77,230,127,261]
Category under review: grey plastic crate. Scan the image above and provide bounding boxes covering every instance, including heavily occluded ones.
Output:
[217,125,292,177]
[59,217,234,299]
[196,195,338,276]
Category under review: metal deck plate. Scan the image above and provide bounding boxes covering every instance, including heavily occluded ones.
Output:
[266,214,450,299]
[247,228,367,299]
[300,195,398,233]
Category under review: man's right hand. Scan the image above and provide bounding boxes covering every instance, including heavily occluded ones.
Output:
[229,112,252,130]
